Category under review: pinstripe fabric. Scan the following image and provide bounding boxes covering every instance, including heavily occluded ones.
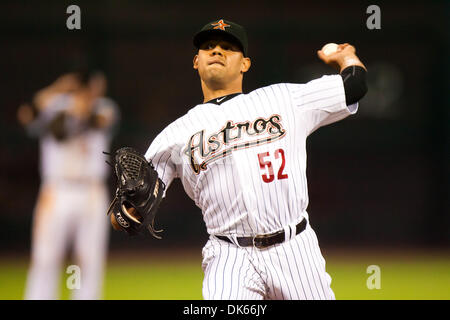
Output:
[202,238,266,300]
[144,74,357,300]
[201,222,335,300]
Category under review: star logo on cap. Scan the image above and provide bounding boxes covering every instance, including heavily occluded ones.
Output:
[211,19,230,31]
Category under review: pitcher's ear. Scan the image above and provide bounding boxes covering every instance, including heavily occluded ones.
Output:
[193,55,199,70]
[241,57,251,73]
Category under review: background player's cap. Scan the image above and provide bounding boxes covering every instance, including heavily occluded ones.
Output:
[193,19,248,56]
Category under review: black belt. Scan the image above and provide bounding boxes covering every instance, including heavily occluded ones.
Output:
[216,219,307,249]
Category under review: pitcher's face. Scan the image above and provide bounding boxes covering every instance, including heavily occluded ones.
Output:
[193,38,251,86]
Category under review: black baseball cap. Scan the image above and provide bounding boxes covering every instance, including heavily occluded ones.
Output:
[193,19,248,56]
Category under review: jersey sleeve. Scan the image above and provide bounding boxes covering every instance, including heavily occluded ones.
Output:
[92,97,121,132]
[25,94,72,137]
[144,118,185,198]
[286,75,358,136]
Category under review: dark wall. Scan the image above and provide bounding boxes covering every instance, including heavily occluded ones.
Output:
[0,1,448,251]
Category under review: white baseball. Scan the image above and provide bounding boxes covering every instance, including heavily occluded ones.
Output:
[321,43,339,56]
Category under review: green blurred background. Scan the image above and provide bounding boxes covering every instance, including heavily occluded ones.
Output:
[0,0,448,300]
[1,249,449,300]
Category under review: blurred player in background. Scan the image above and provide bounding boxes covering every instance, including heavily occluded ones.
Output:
[17,68,120,299]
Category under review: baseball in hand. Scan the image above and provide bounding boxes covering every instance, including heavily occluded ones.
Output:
[321,43,339,56]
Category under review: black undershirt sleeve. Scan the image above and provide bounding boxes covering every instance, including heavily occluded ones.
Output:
[340,65,368,105]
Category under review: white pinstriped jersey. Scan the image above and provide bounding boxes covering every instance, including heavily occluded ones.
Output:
[145,75,357,237]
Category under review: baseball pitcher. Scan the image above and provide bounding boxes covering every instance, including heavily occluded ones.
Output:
[109,19,367,300]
